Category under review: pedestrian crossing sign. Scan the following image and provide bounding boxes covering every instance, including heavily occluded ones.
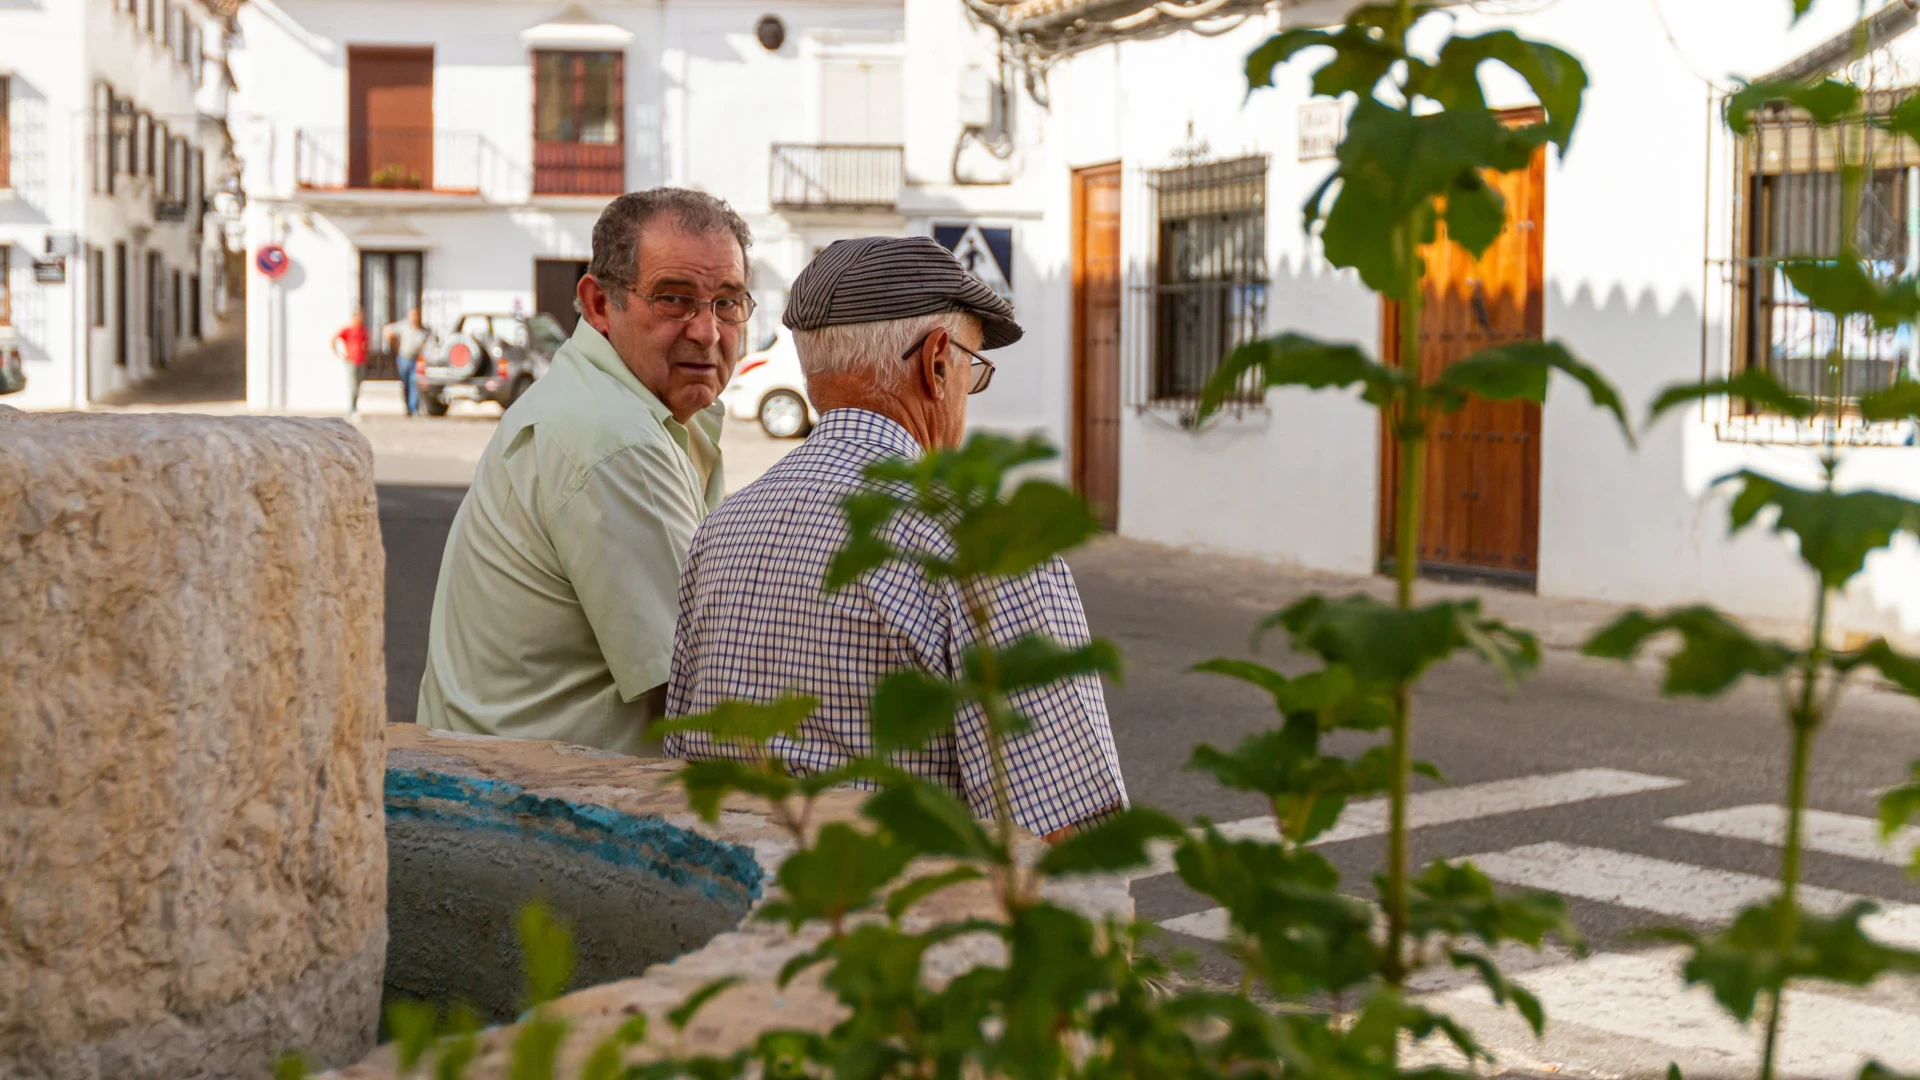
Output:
[932,223,1014,307]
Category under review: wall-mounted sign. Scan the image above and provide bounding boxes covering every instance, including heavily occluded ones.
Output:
[33,258,67,285]
[255,244,290,280]
[931,223,1014,306]
[155,200,189,223]
[45,233,80,257]
[1299,102,1344,162]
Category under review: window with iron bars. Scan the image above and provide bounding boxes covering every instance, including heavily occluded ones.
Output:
[1134,155,1270,410]
[1726,98,1920,415]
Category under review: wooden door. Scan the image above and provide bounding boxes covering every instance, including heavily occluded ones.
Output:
[348,46,434,189]
[1382,124,1545,584]
[535,259,590,334]
[1073,163,1124,531]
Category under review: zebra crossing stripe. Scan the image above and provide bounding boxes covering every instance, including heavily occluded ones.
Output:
[1663,804,1920,868]
[1147,769,1684,940]
[1424,947,1920,1078]
[1467,842,1920,949]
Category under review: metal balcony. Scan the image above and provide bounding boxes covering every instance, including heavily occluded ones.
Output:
[769,144,903,211]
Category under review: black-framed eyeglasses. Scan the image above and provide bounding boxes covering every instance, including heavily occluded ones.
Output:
[902,332,996,395]
[613,285,757,325]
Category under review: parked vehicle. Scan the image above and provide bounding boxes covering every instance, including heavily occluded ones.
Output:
[721,327,816,438]
[417,312,568,416]
[0,337,25,396]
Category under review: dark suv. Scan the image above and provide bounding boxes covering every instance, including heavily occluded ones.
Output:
[417,312,569,416]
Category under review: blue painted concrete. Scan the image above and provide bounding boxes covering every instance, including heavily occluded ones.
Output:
[384,767,763,908]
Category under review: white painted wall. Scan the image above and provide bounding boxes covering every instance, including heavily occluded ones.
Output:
[234,0,902,412]
[0,0,229,408]
[899,0,1920,642]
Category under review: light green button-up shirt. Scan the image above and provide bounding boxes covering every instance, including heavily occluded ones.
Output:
[417,320,725,754]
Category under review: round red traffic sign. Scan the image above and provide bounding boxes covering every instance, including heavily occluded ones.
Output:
[255,245,290,280]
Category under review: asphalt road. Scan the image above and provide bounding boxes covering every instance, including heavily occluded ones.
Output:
[373,416,1920,1074]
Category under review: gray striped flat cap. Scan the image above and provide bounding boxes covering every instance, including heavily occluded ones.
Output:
[782,235,1023,349]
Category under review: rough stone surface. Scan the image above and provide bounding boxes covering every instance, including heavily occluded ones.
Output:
[337,727,1132,1079]
[0,413,389,1078]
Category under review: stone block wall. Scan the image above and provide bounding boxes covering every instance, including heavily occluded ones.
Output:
[0,410,389,1078]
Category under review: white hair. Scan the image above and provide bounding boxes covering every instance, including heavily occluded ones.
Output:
[794,311,979,391]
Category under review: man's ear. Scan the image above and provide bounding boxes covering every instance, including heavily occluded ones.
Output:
[917,328,950,397]
[578,274,615,336]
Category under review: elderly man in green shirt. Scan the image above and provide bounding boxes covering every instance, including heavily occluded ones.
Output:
[418,189,753,753]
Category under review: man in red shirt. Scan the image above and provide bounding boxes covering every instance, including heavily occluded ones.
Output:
[332,311,370,420]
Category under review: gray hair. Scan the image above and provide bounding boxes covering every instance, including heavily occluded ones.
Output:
[794,311,979,391]
[588,188,752,309]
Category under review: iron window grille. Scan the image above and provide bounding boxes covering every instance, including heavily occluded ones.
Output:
[0,75,9,191]
[1126,153,1270,415]
[1719,89,1920,432]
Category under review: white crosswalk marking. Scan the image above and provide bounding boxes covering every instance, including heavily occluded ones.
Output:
[1423,947,1920,1078]
[1147,769,1684,941]
[1468,841,1920,949]
[1663,804,1920,868]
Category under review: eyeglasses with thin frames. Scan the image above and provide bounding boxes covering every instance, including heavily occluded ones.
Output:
[601,279,758,326]
[901,332,996,395]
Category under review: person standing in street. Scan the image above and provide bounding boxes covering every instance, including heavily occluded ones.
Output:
[331,310,369,420]
[417,188,751,754]
[385,307,431,418]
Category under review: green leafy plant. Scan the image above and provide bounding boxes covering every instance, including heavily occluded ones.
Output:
[1579,5,1920,1080]
[371,162,426,189]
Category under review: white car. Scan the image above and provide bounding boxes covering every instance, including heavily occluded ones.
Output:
[722,327,817,438]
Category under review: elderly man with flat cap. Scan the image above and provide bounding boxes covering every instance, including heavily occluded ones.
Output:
[664,235,1128,840]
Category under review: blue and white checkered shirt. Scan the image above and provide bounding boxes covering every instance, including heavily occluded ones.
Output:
[663,409,1129,837]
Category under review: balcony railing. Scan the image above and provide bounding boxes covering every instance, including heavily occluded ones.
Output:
[770,144,903,211]
[533,140,624,196]
[295,127,487,195]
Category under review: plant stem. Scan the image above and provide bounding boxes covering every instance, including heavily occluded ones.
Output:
[966,587,1021,916]
[1383,216,1428,993]
[1760,576,1829,1080]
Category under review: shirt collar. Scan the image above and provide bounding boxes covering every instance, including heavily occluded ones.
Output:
[563,317,726,446]
[812,409,924,459]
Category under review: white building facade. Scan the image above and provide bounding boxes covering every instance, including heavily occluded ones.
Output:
[231,0,916,413]
[899,0,1920,645]
[0,0,239,408]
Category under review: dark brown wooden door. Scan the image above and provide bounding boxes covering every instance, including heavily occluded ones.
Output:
[1383,127,1545,584]
[1073,163,1124,531]
[535,259,590,334]
[348,46,434,189]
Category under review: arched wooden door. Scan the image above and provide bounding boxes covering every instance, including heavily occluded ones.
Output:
[1382,118,1545,586]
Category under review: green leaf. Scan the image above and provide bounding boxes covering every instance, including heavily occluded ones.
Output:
[759,823,912,930]
[433,1031,478,1080]
[1246,23,1403,98]
[885,865,987,922]
[651,695,818,748]
[950,480,1101,579]
[1831,638,1920,696]
[1659,898,1920,1021]
[1862,1061,1920,1080]
[1186,720,1393,844]
[517,901,575,1008]
[824,490,908,593]
[1432,340,1634,444]
[1583,606,1797,695]
[1198,332,1408,421]
[1879,762,1920,874]
[387,1000,440,1072]
[1726,78,1860,134]
[667,975,744,1032]
[1421,31,1590,151]
[1267,594,1536,687]
[508,1014,568,1080]
[1722,470,1920,590]
[1174,828,1376,995]
[862,774,1002,862]
[1781,260,1920,327]
[1447,948,1547,1034]
[271,1054,309,1080]
[1193,657,1292,701]
[967,634,1121,694]
[674,760,797,823]
[1669,1065,1685,1080]
[1880,90,1920,145]
[1409,859,1585,955]
[1647,368,1818,423]
[868,669,964,756]
[1036,807,1187,875]
[1442,173,1508,257]
[1246,28,1340,89]
[1860,381,1920,424]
